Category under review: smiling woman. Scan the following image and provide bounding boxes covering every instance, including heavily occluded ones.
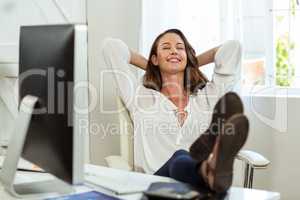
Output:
[143,29,208,95]
[151,35,187,75]
[101,28,245,193]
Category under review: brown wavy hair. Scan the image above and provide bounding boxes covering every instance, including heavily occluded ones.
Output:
[143,29,208,95]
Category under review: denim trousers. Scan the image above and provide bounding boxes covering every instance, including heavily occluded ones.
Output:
[154,149,209,189]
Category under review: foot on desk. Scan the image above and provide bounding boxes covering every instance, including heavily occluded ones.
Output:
[200,114,249,193]
[190,92,244,163]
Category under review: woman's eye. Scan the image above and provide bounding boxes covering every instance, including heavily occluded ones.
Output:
[177,47,185,50]
[162,47,170,50]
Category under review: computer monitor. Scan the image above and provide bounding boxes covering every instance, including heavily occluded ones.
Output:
[0,24,89,198]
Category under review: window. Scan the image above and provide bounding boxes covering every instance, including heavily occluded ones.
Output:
[240,0,269,86]
[141,0,300,88]
[242,0,300,87]
[273,0,300,87]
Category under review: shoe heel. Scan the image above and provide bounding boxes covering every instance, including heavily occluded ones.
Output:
[213,173,233,193]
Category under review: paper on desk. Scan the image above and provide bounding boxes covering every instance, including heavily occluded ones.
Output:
[45,190,121,200]
[0,155,44,172]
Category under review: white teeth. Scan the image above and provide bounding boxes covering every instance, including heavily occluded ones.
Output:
[168,58,180,62]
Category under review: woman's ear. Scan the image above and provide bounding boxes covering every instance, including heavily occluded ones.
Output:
[151,55,158,66]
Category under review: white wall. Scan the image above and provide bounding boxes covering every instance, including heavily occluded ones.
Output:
[0,0,86,76]
[87,0,141,165]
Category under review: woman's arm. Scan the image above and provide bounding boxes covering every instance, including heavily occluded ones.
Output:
[129,50,148,70]
[129,46,220,70]
[196,46,220,67]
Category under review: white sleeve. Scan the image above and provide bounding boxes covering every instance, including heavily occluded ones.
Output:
[101,38,138,113]
[211,40,242,95]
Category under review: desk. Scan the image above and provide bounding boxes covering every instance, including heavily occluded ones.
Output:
[0,164,280,200]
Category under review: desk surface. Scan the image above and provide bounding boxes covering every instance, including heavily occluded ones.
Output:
[0,164,280,200]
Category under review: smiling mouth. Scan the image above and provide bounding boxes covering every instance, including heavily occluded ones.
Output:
[167,58,181,63]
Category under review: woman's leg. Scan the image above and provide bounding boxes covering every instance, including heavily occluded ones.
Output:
[154,150,187,177]
[154,150,209,189]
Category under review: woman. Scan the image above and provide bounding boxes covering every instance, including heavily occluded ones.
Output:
[102,29,248,193]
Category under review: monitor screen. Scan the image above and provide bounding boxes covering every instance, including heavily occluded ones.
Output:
[19,24,78,183]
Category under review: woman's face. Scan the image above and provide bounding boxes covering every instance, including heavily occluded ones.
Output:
[151,33,187,75]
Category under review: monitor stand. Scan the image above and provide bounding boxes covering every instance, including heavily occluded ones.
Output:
[0,95,74,198]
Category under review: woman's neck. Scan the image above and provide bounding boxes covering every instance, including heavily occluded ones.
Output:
[160,73,189,126]
[160,73,185,97]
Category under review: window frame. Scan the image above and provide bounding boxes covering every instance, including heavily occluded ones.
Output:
[241,0,300,96]
[267,0,300,88]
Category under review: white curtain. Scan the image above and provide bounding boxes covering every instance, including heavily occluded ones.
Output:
[220,0,243,92]
[140,0,180,57]
[219,0,244,42]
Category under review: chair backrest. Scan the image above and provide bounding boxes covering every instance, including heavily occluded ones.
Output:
[116,96,134,169]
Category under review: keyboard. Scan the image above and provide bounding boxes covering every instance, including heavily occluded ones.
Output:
[84,164,175,195]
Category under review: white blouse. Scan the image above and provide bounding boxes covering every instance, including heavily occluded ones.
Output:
[102,38,242,174]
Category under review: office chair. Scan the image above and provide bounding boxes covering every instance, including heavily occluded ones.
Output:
[105,96,270,188]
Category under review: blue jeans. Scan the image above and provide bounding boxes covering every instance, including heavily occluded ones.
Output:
[154,149,209,189]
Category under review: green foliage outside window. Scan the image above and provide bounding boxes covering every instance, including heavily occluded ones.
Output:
[275,0,297,86]
[276,35,295,86]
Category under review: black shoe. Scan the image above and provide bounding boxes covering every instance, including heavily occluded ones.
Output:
[189,92,244,162]
[208,114,249,193]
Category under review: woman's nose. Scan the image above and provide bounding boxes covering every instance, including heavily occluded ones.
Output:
[170,47,178,54]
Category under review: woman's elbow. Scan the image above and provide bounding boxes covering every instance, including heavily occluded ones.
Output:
[226,40,242,53]
[102,38,130,61]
